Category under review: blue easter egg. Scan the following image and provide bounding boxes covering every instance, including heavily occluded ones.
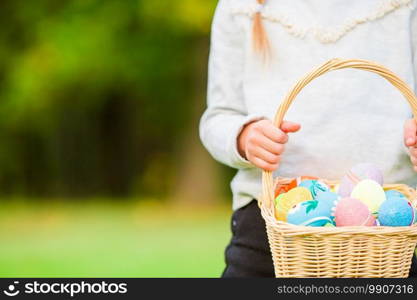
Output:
[385,190,406,199]
[412,206,417,224]
[298,180,330,198]
[315,191,340,222]
[413,208,417,224]
[378,197,414,226]
[316,191,339,203]
[287,198,334,227]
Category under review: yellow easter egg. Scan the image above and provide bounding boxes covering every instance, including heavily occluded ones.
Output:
[275,187,312,221]
[350,179,386,213]
[274,194,286,221]
[331,184,340,194]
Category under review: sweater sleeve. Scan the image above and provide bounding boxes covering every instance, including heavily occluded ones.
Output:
[200,0,265,169]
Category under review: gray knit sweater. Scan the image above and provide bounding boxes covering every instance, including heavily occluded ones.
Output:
[200,0,417,210]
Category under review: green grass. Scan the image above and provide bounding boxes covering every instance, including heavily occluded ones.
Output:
[0,199,231,277]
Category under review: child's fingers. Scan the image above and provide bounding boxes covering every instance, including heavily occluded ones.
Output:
[261,123,288,144]
[409,147,417,158]
[404,119,417,147]
[410,155,417,166]
[280,120,301,133]
[251,156,279,172]
[255,135,285,154]
[409,149,417,173]
[250,146,281,164]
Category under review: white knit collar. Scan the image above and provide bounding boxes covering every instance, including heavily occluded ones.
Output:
[231,0,415,43]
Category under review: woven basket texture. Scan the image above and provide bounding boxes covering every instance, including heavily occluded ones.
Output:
[261,59,417,278]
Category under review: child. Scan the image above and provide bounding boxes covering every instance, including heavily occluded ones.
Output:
[200,0,417,277]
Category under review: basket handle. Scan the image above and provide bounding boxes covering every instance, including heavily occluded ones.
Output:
[261,58,417,212]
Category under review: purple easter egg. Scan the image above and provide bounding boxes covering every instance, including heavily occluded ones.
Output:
[338,163,383,197]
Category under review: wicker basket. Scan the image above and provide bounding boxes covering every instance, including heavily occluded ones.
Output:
[260,58,417,278]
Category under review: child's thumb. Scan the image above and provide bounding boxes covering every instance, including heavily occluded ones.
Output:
[404,118,417,147]
[280,121,301,133]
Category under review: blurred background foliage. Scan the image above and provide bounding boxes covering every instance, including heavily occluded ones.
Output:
[0,0,230,200]
[0,0,234,277]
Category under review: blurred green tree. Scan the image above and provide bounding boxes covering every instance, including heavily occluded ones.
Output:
[0,0,222,199]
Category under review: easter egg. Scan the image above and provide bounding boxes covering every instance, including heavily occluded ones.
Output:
[385,190,406,199]
[298,179,330,198]
[274,187,312,221]
[413,206,417,224]
[274,194,286,221]
[334,197,376,226]
[274,176,320,198]
[316,191,339,222]
[378,197,414,226]
[287,198,334,227]
[274,179,297,198]
[350,179,386,213]
[275,193,284,206]
[331,184,340,194]
[338,163,383,197]
[316,191,339,203]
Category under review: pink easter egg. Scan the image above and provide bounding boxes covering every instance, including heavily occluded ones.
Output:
[338,163,383,197]
[334,197,376,226]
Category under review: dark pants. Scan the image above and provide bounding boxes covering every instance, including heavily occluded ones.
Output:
[222,200,417,278]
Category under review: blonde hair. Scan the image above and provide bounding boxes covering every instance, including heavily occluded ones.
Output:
[252,0,270,59]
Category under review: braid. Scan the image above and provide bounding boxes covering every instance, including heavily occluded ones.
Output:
[252,0,270,59]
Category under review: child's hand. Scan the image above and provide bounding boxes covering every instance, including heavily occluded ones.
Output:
[404,118,417,172]
[238,119,301,171]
